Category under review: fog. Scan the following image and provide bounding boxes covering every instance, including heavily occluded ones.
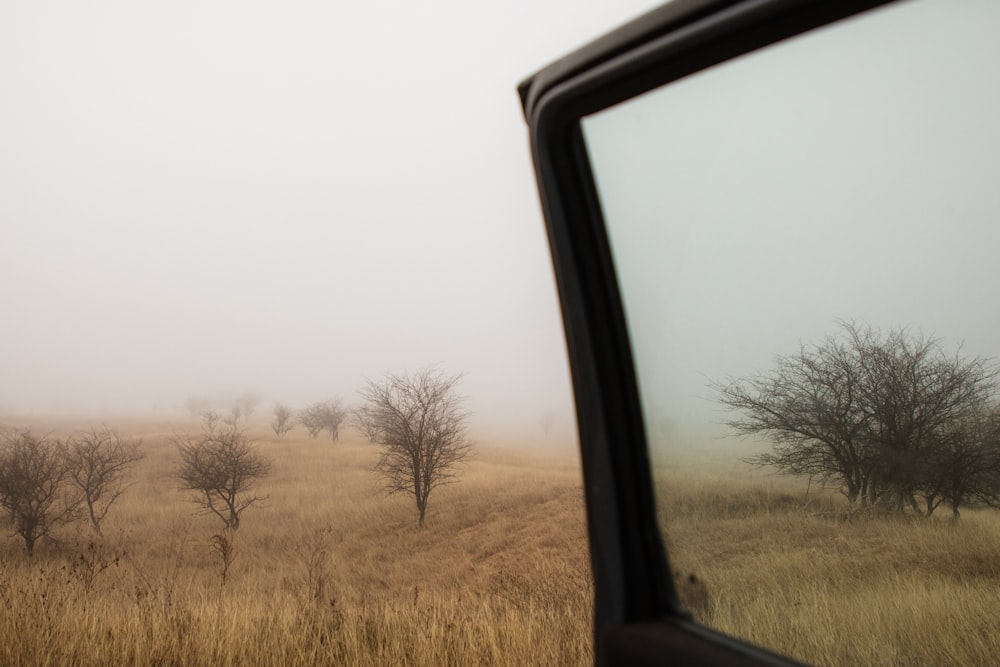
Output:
[582,0,1000,443]
[7,0,997,448]
[0,0,662,437]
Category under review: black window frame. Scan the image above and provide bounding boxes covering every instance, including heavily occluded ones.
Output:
[519,0,900,663]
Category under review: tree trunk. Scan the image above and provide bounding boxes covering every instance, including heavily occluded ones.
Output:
[846,482,858,507]
[413,461,424,527]
[88,500,103,535]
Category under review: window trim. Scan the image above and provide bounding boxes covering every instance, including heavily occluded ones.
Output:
[520,0,900,663]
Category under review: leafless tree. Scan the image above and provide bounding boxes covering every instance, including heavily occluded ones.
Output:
[65,427,144,535]
[0,430,79,555]
[200,409,222,430]
[715,329,872,506]
[226,405,243,426]
[235,393,261,423]
[359,368,472,528]
[351,406,381,443]
[918,407,1000,519]
[185,395,211,416]
[272,403,295,438]
[298,400,347,441]
[714,321,1000,516]
[175,423,271,530]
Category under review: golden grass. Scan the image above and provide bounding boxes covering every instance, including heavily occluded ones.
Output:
[4,416,1000,665]
[0,416,591,666]
[659,463,1000,666]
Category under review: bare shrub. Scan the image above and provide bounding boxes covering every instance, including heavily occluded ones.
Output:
[298,400,347,441]
[272,403,295,438]
[297,527,334,607]
[210,531,237,586]
[68,539,123,592]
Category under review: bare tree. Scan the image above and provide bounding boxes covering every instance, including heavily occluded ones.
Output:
[185,395,211,416]
[0,431,79,555]
[200,409,222,430]
[714,330,872,506]
[235,393,261,424]
[918,407,1000,519]
[175,423,271,530]
[272,403,295,438]
[65,427,144,535]
[359,368,472,528]
[226,405,243,427]
[714,322,999,516]
[298,400,347,441]
[351,406,381,443]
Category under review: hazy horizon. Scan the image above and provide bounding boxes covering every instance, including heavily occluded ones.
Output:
[1,0,668,440]
[7,0,996,447]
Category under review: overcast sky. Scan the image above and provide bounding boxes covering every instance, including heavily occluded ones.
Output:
[583,0,1000,443]
[7,0,995,448]
[0,0,663,435]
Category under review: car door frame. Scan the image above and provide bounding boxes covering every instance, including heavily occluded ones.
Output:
[519,0,898,663]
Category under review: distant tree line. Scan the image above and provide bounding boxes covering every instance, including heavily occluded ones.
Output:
[0,367,471,556]
[715,322,1000,519]
[185,393,262,425]
[267,400,348,440]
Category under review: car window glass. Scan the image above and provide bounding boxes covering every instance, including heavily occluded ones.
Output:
[581,0,1000,663]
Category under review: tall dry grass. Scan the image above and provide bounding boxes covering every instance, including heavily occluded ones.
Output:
[659,465,1000,666]
[0,416,591,666]
[4,416,1000,665]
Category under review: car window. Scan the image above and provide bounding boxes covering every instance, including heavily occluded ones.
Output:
[581,0,1000,663]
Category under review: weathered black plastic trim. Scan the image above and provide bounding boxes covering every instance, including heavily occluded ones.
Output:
[521,0,900,664]
[518,0,738,119]
[604,619,812,666]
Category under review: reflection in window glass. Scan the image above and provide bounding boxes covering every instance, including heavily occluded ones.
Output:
[583,0,1000,663]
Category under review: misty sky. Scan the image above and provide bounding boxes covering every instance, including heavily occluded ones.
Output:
[0,0,663,435]
[583,0,1000,442]
[7,0,995,448]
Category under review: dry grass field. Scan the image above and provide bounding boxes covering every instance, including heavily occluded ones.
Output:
[2,418,1000,665]
[659,447,1000,666]
[0,416,591,666]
